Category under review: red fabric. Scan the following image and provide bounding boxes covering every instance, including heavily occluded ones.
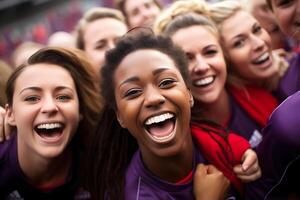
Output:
[228,84,278,127]
[175,170,193,185]
[191,124,250,194]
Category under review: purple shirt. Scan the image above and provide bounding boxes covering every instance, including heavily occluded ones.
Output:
[276,53,300,101]
[227,94,263,148]
[245,91,300,199]
[0,134,90,199]
[125,145,240,200]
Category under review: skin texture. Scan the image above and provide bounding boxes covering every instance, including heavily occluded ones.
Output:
[194,164,230,200]
[83,17,127,71]
[7,63,80,159]
[270,0,300,42]
[114,49,194,182]
[171,25,227,105]
[250,0,287,50]
[6,63,80,186]
[124,0,161,28]
[220,10,276,83]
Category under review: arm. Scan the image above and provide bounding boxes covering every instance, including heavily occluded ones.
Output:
[194,164,230,200]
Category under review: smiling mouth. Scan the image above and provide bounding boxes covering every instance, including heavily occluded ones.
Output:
[144,113,176,143]
[193,76,215,88]
[252,52,270,65]
[34,122,65,141]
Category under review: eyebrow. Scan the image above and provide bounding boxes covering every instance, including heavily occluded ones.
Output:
[119,67,171,86]
[19,86,74,95]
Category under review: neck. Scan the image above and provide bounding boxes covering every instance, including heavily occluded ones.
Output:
[140,134,194,183]
[17,137,72,187]
[193,89,230,125]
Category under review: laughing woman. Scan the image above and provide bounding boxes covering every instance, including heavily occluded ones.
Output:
[86,32,260,200]
[244,0,300,199]
[154,0,278,148]
[0,47,102,199]
[208,0,298,102]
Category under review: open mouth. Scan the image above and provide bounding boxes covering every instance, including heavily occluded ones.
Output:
[34,122,65,142]
[252,52,271,66]
[144,113,176,143]
[193,76,215,88]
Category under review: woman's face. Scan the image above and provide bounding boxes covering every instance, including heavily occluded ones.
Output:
[251,0,287,49]
[124,0,161,28]
[220,10,276,82]
[271,0,300,41]
[171,25,227,105]
[114,49,193,158]
[7,63,80,159]
[83,17,127,72]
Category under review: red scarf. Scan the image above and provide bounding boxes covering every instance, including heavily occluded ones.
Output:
[191,123,250,194]
[228,84,278,127]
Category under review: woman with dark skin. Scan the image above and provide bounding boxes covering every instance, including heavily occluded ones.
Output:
[86,32,260,200]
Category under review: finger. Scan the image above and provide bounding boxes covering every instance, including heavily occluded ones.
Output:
[206,164,219,174]
[234,163,260,176]
[237,170,261,183]
[241,149,257,171]
[195,164,208,177]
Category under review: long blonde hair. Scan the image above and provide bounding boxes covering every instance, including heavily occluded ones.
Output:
[209,0,289,90]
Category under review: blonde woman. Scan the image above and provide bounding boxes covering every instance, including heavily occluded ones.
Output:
[209,0,292,101]
[154,0,277,148]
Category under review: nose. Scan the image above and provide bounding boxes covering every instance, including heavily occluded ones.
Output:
[192,55,210,73]
[41,96,58,114]
[144,86,165,109]
[250,35,265,51]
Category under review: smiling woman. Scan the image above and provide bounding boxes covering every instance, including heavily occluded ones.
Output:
[0,47,102,199]
[85,31,262,200]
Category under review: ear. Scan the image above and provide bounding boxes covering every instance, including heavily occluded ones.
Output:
[188,89,194,108]
[5,104,16,126]
[116,110,126,128]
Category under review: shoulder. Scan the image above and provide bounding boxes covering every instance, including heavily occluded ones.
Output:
[268,91,300,137]
[0,134,17,164]
[0,135,19,196]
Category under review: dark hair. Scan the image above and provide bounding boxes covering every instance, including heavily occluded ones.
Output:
[86,32,190,200]
[6,46,102,154]
[102,31,190,109]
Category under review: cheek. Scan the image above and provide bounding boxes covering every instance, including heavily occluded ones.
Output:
[262,32,272,47]
[227,49,248,66]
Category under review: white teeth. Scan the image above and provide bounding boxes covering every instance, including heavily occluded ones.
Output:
[195,76,214,86]
[37,123,62,129]
[145,113,174,125]
[255,52,269,63]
